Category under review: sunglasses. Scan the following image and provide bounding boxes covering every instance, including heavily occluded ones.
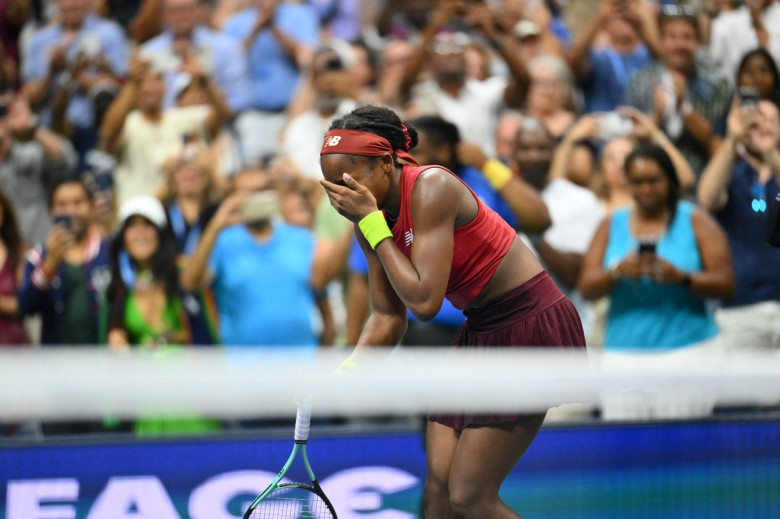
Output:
[660,4,698,18]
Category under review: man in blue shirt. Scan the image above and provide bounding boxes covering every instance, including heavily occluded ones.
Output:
[181,168,349,348]
[23,0,128,152]
[568,0,659,113]
[224,0,320,163]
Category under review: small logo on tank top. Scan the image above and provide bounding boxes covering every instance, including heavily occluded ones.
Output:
[404,229,414,247]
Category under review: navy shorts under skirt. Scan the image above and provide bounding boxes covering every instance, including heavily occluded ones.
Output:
[429,271,586,432]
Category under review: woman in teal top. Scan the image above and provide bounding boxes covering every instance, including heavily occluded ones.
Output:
[580,143,735,350]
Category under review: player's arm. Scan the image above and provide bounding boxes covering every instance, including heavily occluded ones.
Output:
[372,168,459,322]
[352,226,408,354]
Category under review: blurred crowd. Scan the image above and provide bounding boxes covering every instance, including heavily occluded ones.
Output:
[1,0,780,433]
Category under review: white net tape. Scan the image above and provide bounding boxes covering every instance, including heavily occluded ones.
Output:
[1,347,779,421]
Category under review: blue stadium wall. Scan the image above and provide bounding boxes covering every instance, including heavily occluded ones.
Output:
[2,419,779,518]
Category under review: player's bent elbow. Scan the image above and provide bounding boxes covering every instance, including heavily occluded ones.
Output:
[408,301,442,323]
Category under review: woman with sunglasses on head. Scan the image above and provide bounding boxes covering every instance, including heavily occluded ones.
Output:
[320,104,585,519]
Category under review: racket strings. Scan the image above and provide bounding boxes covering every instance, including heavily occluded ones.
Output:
[248,484,334,519]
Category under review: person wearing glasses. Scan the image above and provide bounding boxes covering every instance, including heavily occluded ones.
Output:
[625,4,731,177]
[698,97,780,351]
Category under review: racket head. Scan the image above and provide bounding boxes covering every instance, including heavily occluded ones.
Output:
[243,482,337,519]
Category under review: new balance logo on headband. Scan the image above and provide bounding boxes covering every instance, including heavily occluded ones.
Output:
[324,135,342,147]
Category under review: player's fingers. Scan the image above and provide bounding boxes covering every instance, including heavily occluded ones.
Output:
[342,173,365,192]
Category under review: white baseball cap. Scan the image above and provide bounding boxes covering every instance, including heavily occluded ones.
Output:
[513,20,542,40]
[118,195,168,229]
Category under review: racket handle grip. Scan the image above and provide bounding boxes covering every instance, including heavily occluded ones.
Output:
[294,402,312,442]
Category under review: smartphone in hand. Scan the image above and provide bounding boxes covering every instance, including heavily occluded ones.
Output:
[637,238,657,256]
[53,214,74,232]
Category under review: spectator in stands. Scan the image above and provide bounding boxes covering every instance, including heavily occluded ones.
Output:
[50,53,119,171]
[568,0,659,113]
[101,53,231,205]
[412,115,550,234]
[494,110,524,170]
[376,39,414,110]
[181,168,349,347]
[223,0,320,163]
[498,0,569,56]
[280,45,358,180]
[0,188,29,345]
[525,54,577,139]
[105,195,213,348]
[552,108,696,204]
[105,196,220,436]
[698,97,780,351]
[22,0,128,148]
[514,116,604,340]
[159,145,223,256]
[19,179,112,345]
[347,40,380,104]
[308,0,364,42]
[580,142,734,418]
[140,0,251,114]
[593,135,635,213]
[735,48,780,109]
[400,0,531,154]
[0,0,27,90]
[581,141,734,348]
[0,95,78,247]
[706,0,780,86]
[625,5,731,176]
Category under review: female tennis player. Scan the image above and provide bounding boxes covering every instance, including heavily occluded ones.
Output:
[319,105,585,519]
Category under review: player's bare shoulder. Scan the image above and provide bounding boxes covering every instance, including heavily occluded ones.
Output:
[411,166,476,224]
[412,166,466,202]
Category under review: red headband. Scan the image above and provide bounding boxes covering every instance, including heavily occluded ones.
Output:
[320,129,420,166]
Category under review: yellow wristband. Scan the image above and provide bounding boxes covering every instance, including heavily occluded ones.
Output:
[335,358,360,375]
[358,210,393,250]
[482,158,513,191]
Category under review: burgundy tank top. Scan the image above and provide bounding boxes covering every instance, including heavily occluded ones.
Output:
[388,164,516,309]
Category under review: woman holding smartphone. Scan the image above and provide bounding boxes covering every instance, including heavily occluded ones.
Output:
[579,143,735,418]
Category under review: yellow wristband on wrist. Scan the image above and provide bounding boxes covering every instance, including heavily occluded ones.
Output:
[358,210,393,250]
[335,358,360,375]
[482,158,513,191]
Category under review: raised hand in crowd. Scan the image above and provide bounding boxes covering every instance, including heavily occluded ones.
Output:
[457,138,551,234]
[619,105,696,191]
[41,224,77,278]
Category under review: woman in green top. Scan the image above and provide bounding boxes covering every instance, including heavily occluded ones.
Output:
[105,195,219,435]
[106,195,190,348]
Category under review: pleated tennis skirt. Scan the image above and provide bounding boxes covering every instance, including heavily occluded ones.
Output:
[429,271,586,431]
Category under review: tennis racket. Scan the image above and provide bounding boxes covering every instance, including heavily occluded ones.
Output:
[243,402,338,519]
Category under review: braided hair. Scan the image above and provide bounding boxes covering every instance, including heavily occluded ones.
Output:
[329,105,419,163]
